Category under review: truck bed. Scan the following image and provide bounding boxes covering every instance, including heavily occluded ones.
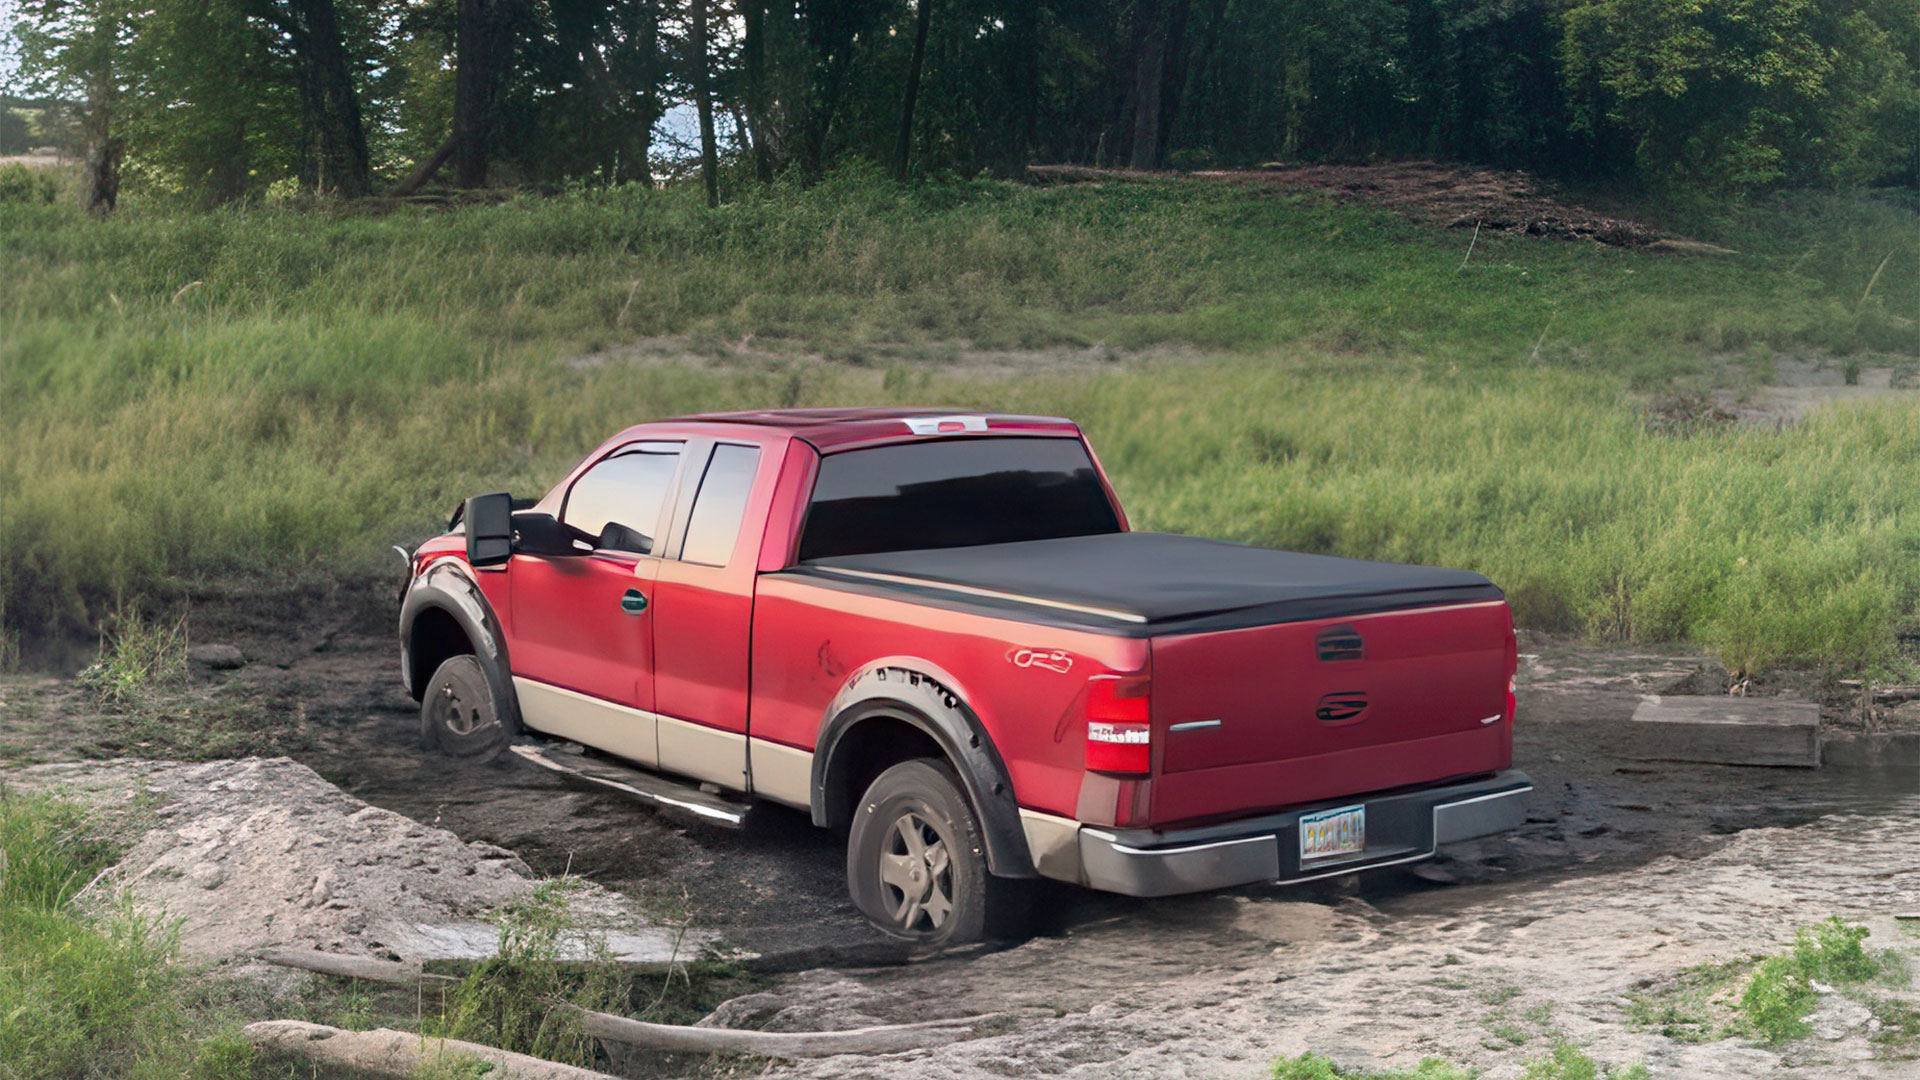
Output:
[802,531,1501,634]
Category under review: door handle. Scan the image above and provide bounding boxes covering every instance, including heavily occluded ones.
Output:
[620,589,649,615]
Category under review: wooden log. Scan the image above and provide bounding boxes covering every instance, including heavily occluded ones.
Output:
[1626,695,1821,768]
[563,1003,996,1059]
[259,948,454,986]
[391,135,457,197]
[245,1021,618,1080]
[258,949,998,1058]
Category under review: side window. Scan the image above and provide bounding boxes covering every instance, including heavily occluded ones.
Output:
[562,447,680,549]
[679,443,762,567]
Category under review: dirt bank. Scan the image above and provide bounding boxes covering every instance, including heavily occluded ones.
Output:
[9,756,709,965]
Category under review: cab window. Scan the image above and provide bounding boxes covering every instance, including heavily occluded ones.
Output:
[679,443,762,567]
[562,445,681,550]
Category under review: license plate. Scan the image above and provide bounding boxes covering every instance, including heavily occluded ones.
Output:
[1299,804,1366,862]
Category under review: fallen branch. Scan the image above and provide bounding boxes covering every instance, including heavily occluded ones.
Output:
[562,1003,997,1059]
[259,948,454,986]
[391,136,457,197]
[245,1021,618,1080]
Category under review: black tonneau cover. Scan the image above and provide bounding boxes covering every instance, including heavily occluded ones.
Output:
[800,532,1502,635]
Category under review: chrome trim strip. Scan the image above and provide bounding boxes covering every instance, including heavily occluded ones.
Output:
[1435,785,1533,810]
[811,566,1148,624]
[1168,719,1223,732]
[1089,831,1275,858]
[508,744,744,824]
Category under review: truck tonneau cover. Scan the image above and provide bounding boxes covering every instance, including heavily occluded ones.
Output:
[803,532,1502,634]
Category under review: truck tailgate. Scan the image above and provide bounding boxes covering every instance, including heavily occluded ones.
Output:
[1149,600,1513,827]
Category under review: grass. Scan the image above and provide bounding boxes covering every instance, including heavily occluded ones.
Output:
[1739,917,1892,1043]
[1271,1045,1647,1080]
[0,169,1916,670]
[0,787,253,1080]
[1623,958,1750,1043]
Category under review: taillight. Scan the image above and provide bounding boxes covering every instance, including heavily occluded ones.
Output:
[1506,678,1518,724]
[1085,675,1151,775]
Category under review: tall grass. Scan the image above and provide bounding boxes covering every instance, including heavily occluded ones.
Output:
[0,170,1914,668]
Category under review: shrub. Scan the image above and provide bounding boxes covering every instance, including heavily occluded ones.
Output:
[1739,918,1881,1042]
[0,163,58,205]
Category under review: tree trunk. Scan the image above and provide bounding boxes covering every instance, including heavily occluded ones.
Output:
[273,0,372,196]
[454,0,516,188]
[1127,0,1167,169]
[740,0,773,182]
[892,0,933,182]
[1166,0,1226,159]
[1153,0,1192,167]
[82,133,122,217]
[693,0,718,206]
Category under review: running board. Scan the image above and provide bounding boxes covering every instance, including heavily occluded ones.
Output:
[508,743,750,828]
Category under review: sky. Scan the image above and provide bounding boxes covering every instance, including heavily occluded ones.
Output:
[0,0,22,92]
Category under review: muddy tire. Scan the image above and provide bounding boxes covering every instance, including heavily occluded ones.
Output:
[420,655,512,761]
[847,759,1028,947]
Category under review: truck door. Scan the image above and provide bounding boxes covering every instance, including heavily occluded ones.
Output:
[649,440,773,792]
[508,441,683,767]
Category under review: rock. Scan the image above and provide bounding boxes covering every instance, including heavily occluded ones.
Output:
[1809,994,1873,1041]
[188,862,229,890]
[188,643,246,670]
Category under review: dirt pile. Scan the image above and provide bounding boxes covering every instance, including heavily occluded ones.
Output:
[11,757,703,964]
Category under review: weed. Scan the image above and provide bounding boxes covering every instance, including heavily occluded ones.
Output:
[413,1052,499,1080]
[434,877,623,1068]
[1271,1053,1477,1080]
[1623,957,1750,1043]
[77,603,188,708]
[1866,996,1920,1056]
[1739,918,1883,1043]
[0,164,57,205]
[1519,1042,1648,1080]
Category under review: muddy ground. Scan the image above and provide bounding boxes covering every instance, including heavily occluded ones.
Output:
[2,590,1917,1077]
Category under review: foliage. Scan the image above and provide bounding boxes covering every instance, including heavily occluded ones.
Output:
[0,164,59,205]
[1739,917,1882,1042]
[1519,1043,1647,1080]
[1272,1053,1476,1080]
[1561,0,1920,190]
[10,0,1917,198]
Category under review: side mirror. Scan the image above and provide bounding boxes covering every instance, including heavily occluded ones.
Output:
[596,521,653,556]
[465,493,514,567]
[512,511,593,557]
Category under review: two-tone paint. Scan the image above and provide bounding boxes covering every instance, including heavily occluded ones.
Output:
[400,408,1524,892]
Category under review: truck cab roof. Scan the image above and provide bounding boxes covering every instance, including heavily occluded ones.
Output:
[681,408,1084,451]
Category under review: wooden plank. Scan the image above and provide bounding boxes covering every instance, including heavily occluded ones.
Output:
[1627,695,1820,768]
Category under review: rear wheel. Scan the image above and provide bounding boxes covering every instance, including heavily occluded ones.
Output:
[420,654,512,761]
[847,759,1027,947]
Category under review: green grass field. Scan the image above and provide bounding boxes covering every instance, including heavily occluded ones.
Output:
[1,170,1916,672]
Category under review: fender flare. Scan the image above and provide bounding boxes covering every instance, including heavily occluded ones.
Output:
[399,559,521,739]
[811,662,1036,879]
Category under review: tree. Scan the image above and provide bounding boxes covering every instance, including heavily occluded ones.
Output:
[692,0,718,204]
[892,0,931,180]
[454,0,518,187]
[255,0,373,196]
[17,0,132,214]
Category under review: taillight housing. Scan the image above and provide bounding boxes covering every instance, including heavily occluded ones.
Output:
[1085,675,1151,775]
[1505,678,1518,724]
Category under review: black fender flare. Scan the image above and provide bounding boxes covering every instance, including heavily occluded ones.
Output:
[811,662,1036,879]
[399,558,520,740]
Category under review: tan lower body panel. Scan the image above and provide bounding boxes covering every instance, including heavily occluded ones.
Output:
[513,677,658,767]
[657,715,748,793]
[1019,809,1084,884]
[748,739,813,810]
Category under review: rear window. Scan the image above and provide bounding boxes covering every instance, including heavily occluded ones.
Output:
[798,437,1121,561]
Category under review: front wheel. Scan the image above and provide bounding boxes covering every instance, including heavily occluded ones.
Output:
[420,654,513,761]
[846,759,1028,947]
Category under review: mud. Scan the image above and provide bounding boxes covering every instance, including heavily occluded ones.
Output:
[4,601,1917,1076]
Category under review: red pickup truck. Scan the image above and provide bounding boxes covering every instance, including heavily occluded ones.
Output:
[399,408,1528,944]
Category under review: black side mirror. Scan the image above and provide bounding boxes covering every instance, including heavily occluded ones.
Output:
[596,521,653,556]
[465,493,514,567]
[512,512,593,557]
